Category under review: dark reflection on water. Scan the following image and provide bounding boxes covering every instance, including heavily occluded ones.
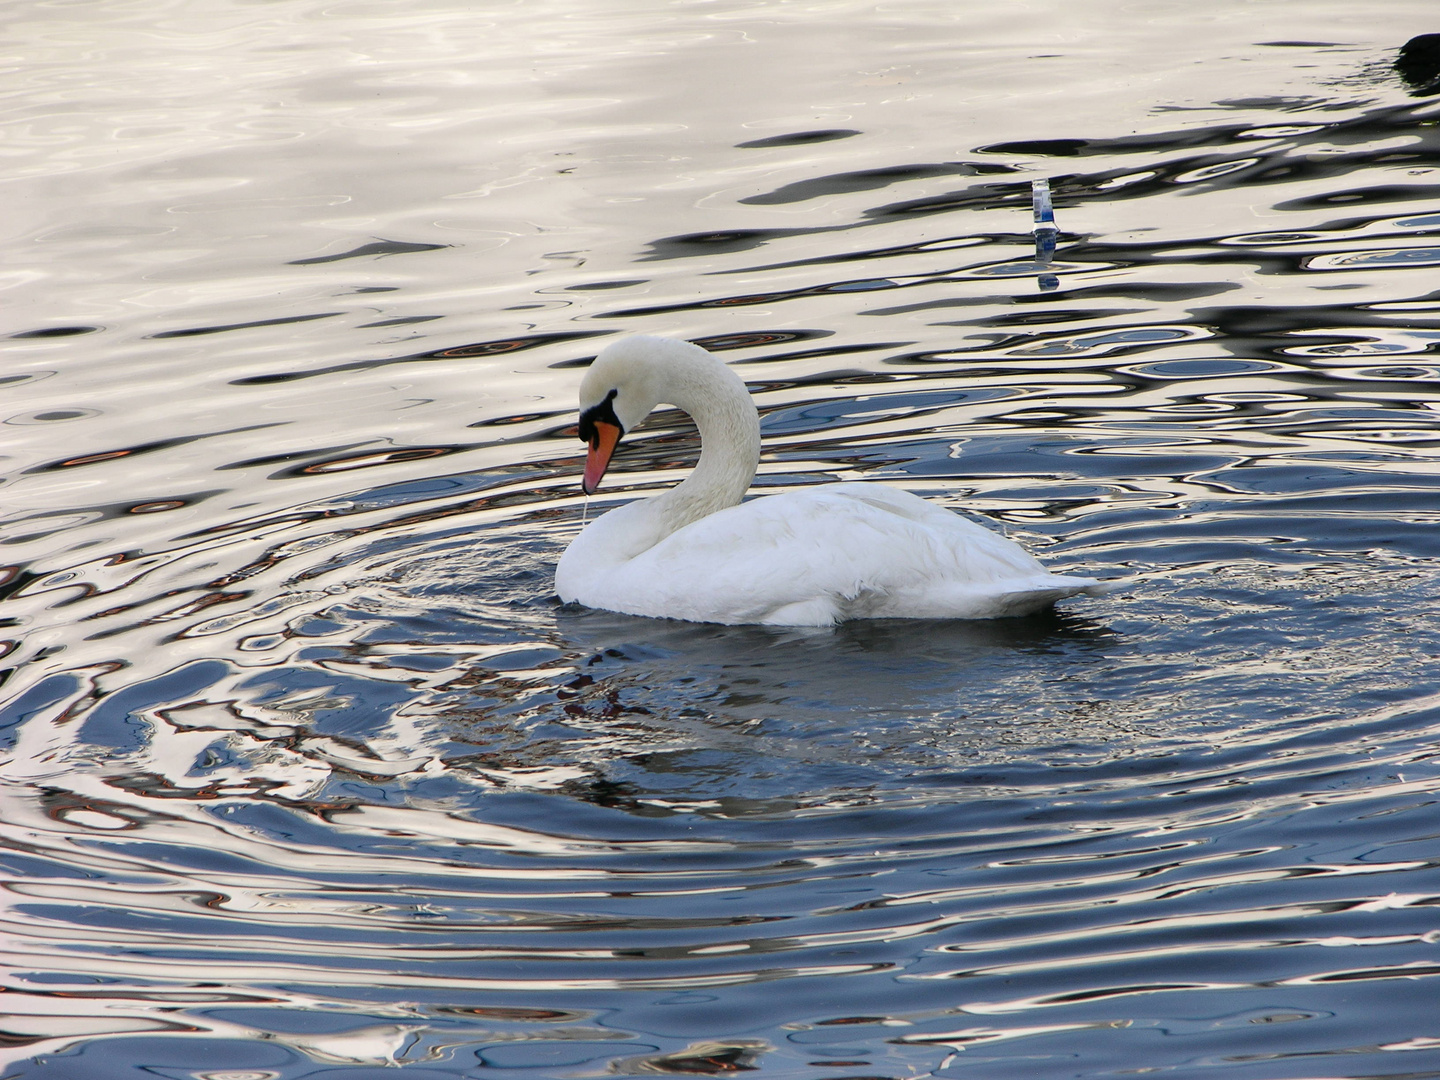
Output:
[4,6,1440,1079]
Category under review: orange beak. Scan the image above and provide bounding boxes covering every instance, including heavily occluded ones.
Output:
[582,420,622,495]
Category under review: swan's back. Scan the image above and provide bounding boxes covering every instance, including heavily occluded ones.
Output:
[559,482,1107,626]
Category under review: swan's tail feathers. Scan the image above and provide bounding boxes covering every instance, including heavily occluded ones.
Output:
[983,575,1121,618]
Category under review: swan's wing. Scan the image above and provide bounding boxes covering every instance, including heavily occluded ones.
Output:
[586,484,1099,625]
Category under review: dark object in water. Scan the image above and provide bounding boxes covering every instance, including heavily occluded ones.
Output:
[1395,33,1440,95]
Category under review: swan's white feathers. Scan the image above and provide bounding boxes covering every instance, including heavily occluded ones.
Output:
[560,482,1104,626]
[555,335,1112,626]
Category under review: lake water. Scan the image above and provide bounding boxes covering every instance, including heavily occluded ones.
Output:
[5,2,1440,1077]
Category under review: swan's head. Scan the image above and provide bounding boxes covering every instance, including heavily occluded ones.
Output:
[575,336,713,494]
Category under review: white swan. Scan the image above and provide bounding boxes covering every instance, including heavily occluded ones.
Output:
[555,336,1111,626]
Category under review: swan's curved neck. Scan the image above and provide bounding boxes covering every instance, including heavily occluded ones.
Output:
[648,358,761,537]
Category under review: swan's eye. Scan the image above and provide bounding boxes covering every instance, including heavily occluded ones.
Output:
[577,388,622,447]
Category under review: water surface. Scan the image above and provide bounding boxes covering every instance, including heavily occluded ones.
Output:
[4,2,1440,1077]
